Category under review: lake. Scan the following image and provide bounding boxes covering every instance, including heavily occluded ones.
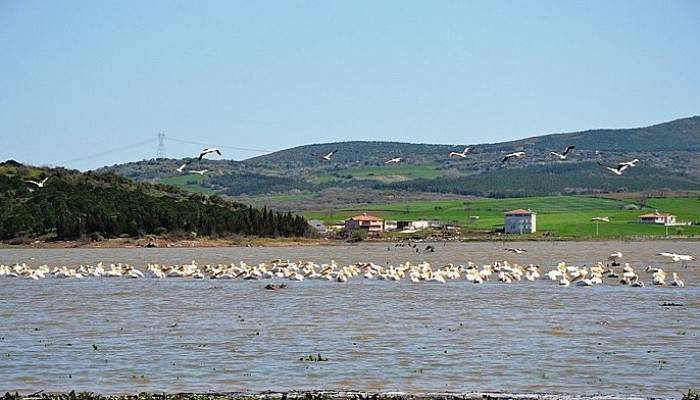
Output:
[0,241,698,397]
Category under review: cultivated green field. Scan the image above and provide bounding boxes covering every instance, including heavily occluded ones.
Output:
[160,174,213,194]
[302,195,700,238]
[316,163,445,183]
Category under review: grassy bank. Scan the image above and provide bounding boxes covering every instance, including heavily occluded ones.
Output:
[302,195,700,239]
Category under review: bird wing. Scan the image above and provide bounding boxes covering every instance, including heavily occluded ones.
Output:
[562,145,575,156]
[549,151,560,157]
[41,177,50,184]
[502,155,511,162]
[26,180,40,186]
[215,149,221,155]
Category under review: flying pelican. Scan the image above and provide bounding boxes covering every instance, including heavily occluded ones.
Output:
[549,145,575,160]
[591,217,610,222]
[597,162,628,176]
[198,148,222,160]
[505,248,527,254]
[319,150,338,161]
[26,177,49,188]
[385,157,402,164]
[502,151,526,163]
[190,169,208,175]
[608,252,623,261]
[176,163,189,173]
[658,252,695,263]
[449,147,473,158]
[618,159,640,169]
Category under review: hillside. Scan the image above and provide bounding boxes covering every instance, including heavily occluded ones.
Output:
[98,116,700,207]
[0,161,311,241]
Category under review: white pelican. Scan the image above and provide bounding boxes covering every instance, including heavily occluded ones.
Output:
[176,163,189,173]
[671,272,684,287]
[502,151,526,163]
[591,216,610,223]
[505,248,527,254]
[608,252,623,261]
[549,145,575,160]
[598,162,628,176]
[658,252,694,263]
[385,157,402,164]
[198,148,222,160]
[319,150,338,161]
[26,177,49,188]
[618,159,640,169]
[190,169,208,175]
[449,147,473,158]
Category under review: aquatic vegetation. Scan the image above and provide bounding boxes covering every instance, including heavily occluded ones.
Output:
[299,353,328,362]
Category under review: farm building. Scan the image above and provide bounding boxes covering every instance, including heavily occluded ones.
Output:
[504,209,537,234]
[639,212,677,225]
[345,213,385,234]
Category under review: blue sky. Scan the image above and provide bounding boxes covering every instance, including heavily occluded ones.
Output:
[1,1,699,170]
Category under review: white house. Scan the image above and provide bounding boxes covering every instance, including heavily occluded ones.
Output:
[504,209,536,234]
[411,220,430,230]
[639,211,676,225]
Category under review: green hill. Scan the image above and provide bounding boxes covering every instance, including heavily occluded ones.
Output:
[97,116,700,202]
[0,161,310,241]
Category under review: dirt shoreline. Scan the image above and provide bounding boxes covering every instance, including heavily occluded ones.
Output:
[1,235,699,249]
[1,391,660,400]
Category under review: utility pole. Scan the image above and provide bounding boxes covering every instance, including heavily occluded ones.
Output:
[157,131,166,158]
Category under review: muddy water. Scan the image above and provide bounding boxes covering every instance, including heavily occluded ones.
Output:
[0,241,698,397]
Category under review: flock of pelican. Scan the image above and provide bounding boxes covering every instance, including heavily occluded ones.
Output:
[0,258,687,287]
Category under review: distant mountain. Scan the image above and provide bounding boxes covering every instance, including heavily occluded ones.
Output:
[0,161,310,241]
[98,116,700,200]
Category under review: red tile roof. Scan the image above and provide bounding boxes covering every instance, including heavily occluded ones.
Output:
[639,213,675,218]
[350,213,383,221]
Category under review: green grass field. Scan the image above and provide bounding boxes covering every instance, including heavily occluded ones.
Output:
[302,195,700,238]
[316,163,445,183]
[160,174,214,194]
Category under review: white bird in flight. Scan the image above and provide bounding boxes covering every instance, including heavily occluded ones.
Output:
[658,252,694,263]
[502,151,526,163]
[176,163,189,173]
[198,148,222,160]
[190,169,208,175]
[618,158,640,169]
[319,150,338,161]
[449,147,473,158]
[598,162,628,176]
[549,145,575,160]
[26,177,49,188]
[385,157,402,164]
[608,251,623,261]
[505,248,527,254]
[591,216,610,222]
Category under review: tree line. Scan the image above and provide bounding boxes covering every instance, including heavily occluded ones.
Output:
[0,165,311,240]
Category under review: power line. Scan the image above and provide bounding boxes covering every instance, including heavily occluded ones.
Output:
[167,137,273,153]
[57,138,155,165]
